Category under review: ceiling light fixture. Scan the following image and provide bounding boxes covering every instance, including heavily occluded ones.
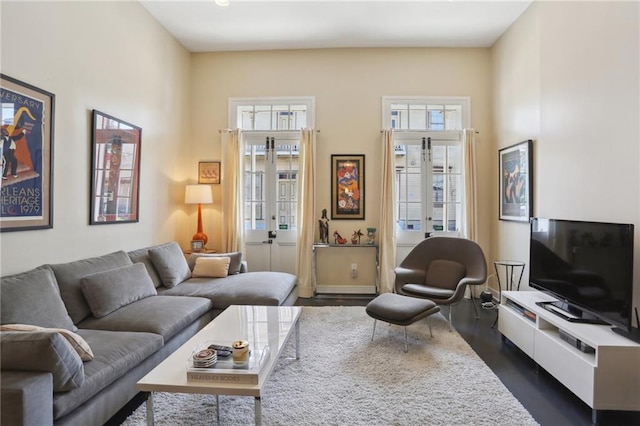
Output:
[215,0,229,6]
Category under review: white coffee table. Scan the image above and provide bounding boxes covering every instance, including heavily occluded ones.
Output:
[137,305,301,425]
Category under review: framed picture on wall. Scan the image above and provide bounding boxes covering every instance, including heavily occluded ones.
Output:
[331,154,365,220]
[199,161,220,184]
[90,110,142,225]
[499,139,533,222]
[0,74,55,232]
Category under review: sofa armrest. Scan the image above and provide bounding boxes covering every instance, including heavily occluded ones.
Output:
[393,266,426,294]
[1,371,53,426]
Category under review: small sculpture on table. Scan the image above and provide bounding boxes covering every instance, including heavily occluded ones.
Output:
[366,227,376,245]
[318,208,330,244]
[351,229,364,245]
[333,230,348,245]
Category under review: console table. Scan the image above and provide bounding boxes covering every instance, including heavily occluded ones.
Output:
[312,244,379,295]
[498,290,640,423]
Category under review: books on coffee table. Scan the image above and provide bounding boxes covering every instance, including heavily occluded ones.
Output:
[186,343,270,385]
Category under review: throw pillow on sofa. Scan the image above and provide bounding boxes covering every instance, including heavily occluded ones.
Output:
[148,241,191,288]
[192,256,231,278]
[188,251,243,275]
[48,250,134,324]
[1,267,77,332]
[80,263,157,318]
[0,331,85,392]
[0,324,94,361]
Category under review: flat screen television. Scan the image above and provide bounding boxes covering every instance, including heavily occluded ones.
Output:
[529,218,636,336]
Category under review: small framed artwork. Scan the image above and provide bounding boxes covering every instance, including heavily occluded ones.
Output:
[499,140,533,222]
[199,161,220,184]
[190,240,205,252]
[0,74,55,232]
[331,154,364,220]
[90,110,141,225]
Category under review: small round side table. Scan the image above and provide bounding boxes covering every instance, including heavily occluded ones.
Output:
[491,260,526,328]
[493,260,526,292]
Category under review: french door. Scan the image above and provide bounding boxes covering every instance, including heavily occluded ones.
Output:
[243,132,299,274]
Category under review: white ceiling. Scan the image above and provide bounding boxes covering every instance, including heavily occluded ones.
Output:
[140,0,533,52]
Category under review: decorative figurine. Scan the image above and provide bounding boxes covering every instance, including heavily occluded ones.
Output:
[318,208,330,244]
[351,229,364,244]
[366,227,376,245]
[333,230,348,245]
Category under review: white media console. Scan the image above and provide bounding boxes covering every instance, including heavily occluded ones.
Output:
[498,291,640,423]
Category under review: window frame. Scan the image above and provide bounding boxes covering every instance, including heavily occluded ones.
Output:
[382,96,470,245]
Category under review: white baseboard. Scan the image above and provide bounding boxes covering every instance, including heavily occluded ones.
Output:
[316,285,377,294]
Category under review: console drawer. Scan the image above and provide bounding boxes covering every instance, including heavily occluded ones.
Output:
[535,329,595,405]
[498,305,535,357]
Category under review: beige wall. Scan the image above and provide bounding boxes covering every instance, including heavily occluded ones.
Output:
[191,48,494,283]
[0,1,192,275]
[492,1,640,310]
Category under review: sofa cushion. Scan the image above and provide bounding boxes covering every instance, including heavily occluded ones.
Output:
[80,263,157,318]
[0,331,84,392]
[1,324,94,361]
[148,242,191,288]
[425,259,466,289]
[158,271,297,308]
[1,267,77,332]
[77,295,212,341]
[48,251,133,324]
[127,246,165,288]
[52,329,163,420]
[188,251,243,275]
[192,257,230,278]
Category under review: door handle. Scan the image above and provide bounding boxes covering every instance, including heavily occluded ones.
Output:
[262,239,273,244]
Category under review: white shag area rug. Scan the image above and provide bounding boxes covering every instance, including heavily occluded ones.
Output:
[123,306,538,426]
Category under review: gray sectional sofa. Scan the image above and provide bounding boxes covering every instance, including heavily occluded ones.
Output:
[0,241,298,426]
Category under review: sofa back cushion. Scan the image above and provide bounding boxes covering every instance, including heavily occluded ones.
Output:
[148,242,191,288]
[128,245,166,288]
[1,267,77,332]
[48,251,133,324]
[188,251,243,275]
[1,331,85,392]
[80,263,157,318]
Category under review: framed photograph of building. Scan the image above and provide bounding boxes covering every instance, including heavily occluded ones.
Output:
[90,110,141,225]
[499,140,533,222]
[199,161,220,184]
[331,154,364,220]
[0,74,55,232]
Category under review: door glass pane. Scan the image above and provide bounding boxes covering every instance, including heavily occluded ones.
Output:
[433,205,444,231]
[447,145,462,173]
[428,105,445,130]
[275,144,298,230]
[447,175,461,203]
[244,145,266,230]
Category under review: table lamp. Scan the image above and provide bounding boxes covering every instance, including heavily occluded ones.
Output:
[185,184,213,246]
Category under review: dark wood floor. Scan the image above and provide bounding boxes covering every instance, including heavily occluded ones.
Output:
[297,295,640,426]
[109,295,640,426]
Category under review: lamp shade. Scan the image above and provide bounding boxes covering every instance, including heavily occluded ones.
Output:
[185,185,213,205]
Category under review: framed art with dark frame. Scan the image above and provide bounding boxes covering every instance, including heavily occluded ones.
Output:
[198,161,220,184]
[331,154,364,220]
[0,74,55,232]
[90,110,141,225]
[499,139,533,222]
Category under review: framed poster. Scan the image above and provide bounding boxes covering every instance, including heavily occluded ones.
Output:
[90,110,141,224]
[499,140,533,222]
[198,161,220,184]
[331,154,364,220]
[0,74,55,232]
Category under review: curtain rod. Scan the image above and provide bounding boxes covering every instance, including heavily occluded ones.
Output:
[380,130,479,134]
[218,129,320,133]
